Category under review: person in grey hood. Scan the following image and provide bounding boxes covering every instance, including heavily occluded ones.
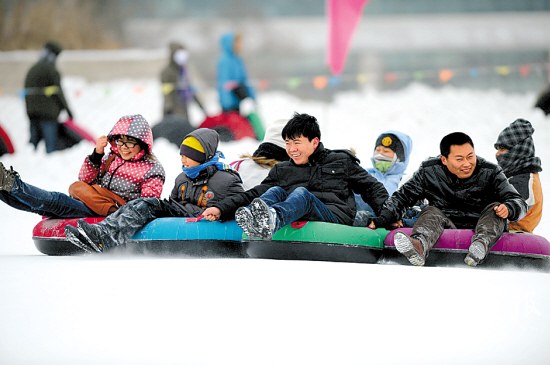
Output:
[65,128,244,253]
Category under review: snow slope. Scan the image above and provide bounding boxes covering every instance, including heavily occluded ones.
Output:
[0,77,549,365]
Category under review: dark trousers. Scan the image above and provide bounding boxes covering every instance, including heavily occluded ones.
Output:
[411,204,507,252]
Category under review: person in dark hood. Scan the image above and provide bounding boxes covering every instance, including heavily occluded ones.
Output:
[160,41,206,121]
[370,132,527,267]
[202,113,388,240]
[0,114,165,218]
[24,40,74,153]
[495,118,543,233]
[217,32,256,114]
[65,128,244,253]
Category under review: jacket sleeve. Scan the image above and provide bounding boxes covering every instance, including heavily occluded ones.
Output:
[139,162,166,199]
[381,168,427,222]
[78,152,104,183]
[350,163,389,215]
[494,169,527,221]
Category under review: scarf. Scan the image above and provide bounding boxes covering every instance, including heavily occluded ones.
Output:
[182,151,232,179]
[495,119,542,176]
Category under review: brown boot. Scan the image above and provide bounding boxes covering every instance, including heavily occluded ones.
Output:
[394,231,426,266]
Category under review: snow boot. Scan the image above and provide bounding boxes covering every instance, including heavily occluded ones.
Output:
[65,225,97,253]
[464,240,487,267]
[235,206,261,240]
[394,231,427,266]
[250,198,278,240]
[0,162,18,192]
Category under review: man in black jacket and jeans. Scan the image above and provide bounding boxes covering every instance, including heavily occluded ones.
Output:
[370,132,527,267]
[203,112,389,239]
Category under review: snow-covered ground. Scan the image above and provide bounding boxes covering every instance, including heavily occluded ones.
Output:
[1,76,549,364]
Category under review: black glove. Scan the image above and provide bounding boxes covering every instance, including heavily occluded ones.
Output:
[370,216,390,229]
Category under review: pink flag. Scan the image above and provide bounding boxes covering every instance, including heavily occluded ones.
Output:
[327,0,369,75]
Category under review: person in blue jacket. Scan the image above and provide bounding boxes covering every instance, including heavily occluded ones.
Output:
[354,131,414,226]
[217,32,256,114]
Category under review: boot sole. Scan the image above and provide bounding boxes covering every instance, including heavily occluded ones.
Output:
[394,232,425,266]
[464,241,486,267]
[250,198,274,240]
[235,207,261,240]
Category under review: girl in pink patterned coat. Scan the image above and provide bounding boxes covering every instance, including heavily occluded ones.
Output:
[0,114,165,218]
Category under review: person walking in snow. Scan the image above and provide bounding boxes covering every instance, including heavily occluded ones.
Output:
[202,112,388,240]
[229,118,288,190]
[64,128,244,253]
[217,32,256,114]
[0,114,165,218]
[370,132,527,267]
[495,118,543,233]
[24,41,74,154]
[161,41,206,121]
[354,131,412,226]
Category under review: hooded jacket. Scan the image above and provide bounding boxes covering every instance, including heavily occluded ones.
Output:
[168,128,244,217]
[215,142,389,225]
[217,32,256,111]
[78,115,165,201]
[379,156,527,228]
[367,130,413,195]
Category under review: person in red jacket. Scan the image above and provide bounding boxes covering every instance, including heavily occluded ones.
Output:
[0,114,165,218]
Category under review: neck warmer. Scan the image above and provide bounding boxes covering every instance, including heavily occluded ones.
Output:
[182,151,232,179]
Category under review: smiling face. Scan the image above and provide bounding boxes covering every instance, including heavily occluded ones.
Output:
[285,135,319,165]
[115,136,142,160]
[441,143,476,179]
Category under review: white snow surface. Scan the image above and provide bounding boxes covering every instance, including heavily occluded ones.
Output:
[1,77,550,365]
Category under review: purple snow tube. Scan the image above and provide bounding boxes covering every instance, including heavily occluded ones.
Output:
[384,228,550,258]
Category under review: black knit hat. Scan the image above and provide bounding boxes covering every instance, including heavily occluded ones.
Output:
[374,133,405,161]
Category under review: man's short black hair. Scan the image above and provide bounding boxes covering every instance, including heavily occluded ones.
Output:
[440,132,474,157]
[281,112,321,141]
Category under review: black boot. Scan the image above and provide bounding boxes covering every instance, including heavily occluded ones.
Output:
[0,162,19,192]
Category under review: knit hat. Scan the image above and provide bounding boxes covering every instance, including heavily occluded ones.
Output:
[375,133,405,161]
[44,41,63,56]
[180,135,206,163]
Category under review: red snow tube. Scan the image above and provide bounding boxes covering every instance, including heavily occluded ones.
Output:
[198,112,256,142]
[0,124,15,156]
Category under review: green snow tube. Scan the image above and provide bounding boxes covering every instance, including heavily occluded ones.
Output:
[245,221,389,264]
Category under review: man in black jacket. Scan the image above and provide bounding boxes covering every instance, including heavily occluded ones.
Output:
[24,40,74,153]
[203,112,389,239]
[370,132,527,267]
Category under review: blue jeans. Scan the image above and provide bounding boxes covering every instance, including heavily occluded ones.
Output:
[0,177,95,218]
[29,119,58,153]
[258,186,340,231]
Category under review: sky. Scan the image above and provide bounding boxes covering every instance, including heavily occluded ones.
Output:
[0,72,549,364]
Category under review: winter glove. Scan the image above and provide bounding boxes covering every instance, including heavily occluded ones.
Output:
[240,97,256,115]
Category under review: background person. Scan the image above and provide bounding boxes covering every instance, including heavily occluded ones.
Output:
[24,40,74,153]
[495,118,543,233]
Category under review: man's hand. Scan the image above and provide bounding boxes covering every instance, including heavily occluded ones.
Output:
[494,204,509,219]
[203,207,221,221]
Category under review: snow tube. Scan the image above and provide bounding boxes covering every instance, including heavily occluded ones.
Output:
[384,228,550,269]
[198,112,256,142]
[32,217,246,257]
[0,124,15,156]
[246,221,387,264]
